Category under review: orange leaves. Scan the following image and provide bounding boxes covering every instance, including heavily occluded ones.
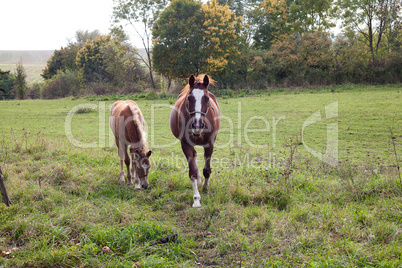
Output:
[202,0,244,74]
[261,0,289,22]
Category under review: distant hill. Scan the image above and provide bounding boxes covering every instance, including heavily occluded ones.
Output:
[0,50,53,84]
[0,48,147,85]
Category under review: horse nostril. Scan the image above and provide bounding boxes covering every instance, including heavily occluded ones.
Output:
[192,122,196,129]
[141,181,149,189]
[200,122,205,129]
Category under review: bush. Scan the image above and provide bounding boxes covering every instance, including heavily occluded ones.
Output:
[0,69,15,99]
[83,81,111,95]
[366,53,402,84]
[41,70,82,99]
[246,32,402,87]
[263,32,335,86]
[26,83,41,99]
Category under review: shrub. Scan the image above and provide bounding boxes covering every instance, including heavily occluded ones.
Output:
[0,69,15,99]
[264,32,334,86]
[26,83,41,99]
[41,70,82,99]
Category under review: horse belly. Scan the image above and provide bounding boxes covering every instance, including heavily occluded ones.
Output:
[170,105,180,139]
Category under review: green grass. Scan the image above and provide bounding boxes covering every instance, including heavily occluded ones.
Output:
[0,84,401,267]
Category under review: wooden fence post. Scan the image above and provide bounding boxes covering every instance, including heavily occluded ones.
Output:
[0,167,12,207]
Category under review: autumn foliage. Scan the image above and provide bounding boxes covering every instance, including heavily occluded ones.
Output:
[202,0,244,74]
[36,0,401,98]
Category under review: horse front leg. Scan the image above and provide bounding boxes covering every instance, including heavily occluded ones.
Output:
[125,148,133,186]
[193,150,202,183]
[131,153,141,190]
[181,141,201,208]
[117,140,126,183]
[203,143,214,189]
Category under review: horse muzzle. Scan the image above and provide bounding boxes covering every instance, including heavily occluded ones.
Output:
[192,129,202,136]
[141,177,149,189]
[191,121,205,136]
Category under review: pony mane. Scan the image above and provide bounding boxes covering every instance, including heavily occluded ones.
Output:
[181,74,216,95]
[128,105,149,155]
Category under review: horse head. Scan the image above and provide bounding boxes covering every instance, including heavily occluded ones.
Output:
[186,74,211,136]
[134,150,152,189]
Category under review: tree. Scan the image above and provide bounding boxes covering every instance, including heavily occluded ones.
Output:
[336,0,401,61]
[218,0,262,44]
[101,39,148,90]
[14,60,27,99]
[252,0,291,49]
[113,0,168,90]
[383,0,401,52]
[42,30,101,80]
[203,0,245,76]
[152,0,206,83]
[289,0,335,33]
[76,35,112,83]
[72,29,102,45]
[42,44,81,80]
[0,69,15,99]
[152,0,246,87]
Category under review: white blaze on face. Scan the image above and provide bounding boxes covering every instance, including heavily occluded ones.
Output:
[141,163,148,176]
[193,88,204,121]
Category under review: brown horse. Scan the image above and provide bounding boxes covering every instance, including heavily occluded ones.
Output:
[110,100,152,189]
[170,74,220,207]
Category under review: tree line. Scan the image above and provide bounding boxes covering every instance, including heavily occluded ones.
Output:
[0,0,400,99]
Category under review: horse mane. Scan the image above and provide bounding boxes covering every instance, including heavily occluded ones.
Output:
[181,74,216,95]
[128,105,149,155]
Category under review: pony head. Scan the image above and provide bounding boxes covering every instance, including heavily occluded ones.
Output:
[186,74,211,136]
[134,150,152,189]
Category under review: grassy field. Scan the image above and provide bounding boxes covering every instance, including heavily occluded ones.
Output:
[0,50,53,84]
[0,84,401,267]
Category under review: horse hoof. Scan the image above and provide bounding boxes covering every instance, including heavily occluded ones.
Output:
[192,202,201,208]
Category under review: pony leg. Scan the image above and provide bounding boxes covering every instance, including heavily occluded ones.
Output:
[193,150,202,183]
[203,144,214,189]
[131,152,141,190]
[181,141,201,208]
[117,140,126,183]
[125,148,133,185]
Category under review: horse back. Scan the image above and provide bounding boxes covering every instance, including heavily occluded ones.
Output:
[110,100,144,144]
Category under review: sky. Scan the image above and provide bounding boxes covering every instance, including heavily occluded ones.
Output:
[0,0,141,50]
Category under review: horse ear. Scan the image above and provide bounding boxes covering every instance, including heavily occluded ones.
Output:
[189,75,195,87]
[203,75,209,88]
[146,150,152,157]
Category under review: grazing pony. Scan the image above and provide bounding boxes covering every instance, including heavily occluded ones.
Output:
[170,74,220,207]
[110,100,152,189]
